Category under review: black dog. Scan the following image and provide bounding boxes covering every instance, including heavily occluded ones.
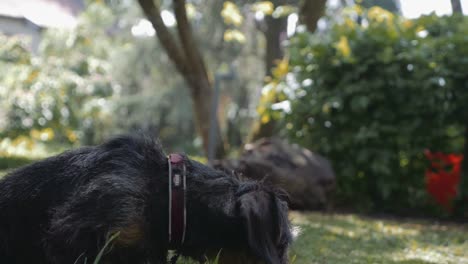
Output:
[0,134,291,264]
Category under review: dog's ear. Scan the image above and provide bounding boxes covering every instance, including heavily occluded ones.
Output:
[237,188,291,264]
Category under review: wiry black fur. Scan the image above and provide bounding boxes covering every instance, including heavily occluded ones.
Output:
[0,134,291,264]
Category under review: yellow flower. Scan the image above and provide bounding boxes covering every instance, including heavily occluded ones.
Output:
[272,58,289,79]
[352,4,364,15]
[26,70,39,83]
[368,6,394,24]
[344,17,356,29]
[41,128,55,141]
[30,128,55,141]
[30,129,41,140]
[221,1,243,26]
[402,19,413,29]
[66,129,78,143]
[257,105,266,115]
[251,1,274,15]
[322,103,331,114]
[223,29,246,43]
[261,114,270,124]
[335,36,351,58]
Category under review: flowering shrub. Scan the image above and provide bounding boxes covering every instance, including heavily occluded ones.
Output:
[260,6,468,214]
[424,150,462,211]
[0,3,118,145]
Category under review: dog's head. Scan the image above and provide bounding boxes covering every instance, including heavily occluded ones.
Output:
[235,182,291,264]
[180,159,292,264]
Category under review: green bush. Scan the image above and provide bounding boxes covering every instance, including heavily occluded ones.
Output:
[266,7,468,214]
[0,3,118,146]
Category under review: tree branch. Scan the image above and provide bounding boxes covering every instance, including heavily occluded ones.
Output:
[137,0,188,76]
[173,0,210,87]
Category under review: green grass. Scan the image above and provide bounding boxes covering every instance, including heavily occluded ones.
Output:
[0,155,41,178]
[0,156,37,171]
[289,212,468,264]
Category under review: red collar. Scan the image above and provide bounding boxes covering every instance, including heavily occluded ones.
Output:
[168,154,187,248]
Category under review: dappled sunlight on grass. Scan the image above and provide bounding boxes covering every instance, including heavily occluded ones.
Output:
[289,212,468,264]
[391,244,468,264]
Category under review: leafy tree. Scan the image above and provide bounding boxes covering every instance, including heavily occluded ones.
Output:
[136,0,331,154]
[137,0,225,158]
[101,0,253,154]
[0,3,119,145]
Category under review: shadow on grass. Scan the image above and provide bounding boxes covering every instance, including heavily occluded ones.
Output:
[289,212,468,264]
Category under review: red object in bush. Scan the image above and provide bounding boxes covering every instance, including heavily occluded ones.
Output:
[424,150,463,211]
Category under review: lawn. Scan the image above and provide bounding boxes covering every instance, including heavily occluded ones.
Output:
[289,212,468,264]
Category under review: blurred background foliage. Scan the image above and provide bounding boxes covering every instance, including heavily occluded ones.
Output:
[0,0,264,156]
[0,3,118,155]
[1,0,467,217]
[259,6,468,214]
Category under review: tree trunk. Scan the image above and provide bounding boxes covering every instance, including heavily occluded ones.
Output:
[137,0,225,158]
[248,5,287,141]
[190,78,225,158]
[451,0,463,14]
[299,0,327,32]
[249,0,327,141]
[264,15,288,77]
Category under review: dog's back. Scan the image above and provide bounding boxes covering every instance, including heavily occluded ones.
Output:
[0,147,96,262]
[0,135,168,263]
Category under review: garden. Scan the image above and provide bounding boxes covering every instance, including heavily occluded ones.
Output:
[0,0,467,263]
